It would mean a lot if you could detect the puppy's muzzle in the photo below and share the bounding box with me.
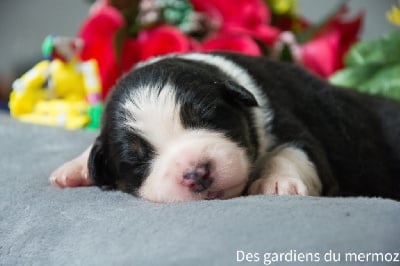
[182,163,213,192]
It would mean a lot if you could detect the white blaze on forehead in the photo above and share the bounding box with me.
[123,83,184,150]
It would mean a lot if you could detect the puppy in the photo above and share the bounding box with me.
[50,52,400,202]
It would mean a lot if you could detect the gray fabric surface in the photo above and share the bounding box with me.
[1,114,399,266]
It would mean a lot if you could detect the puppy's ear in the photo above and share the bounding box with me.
[223,80,258,107]
[88,137,116,189]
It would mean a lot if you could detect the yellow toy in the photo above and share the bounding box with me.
[9,35,102,130]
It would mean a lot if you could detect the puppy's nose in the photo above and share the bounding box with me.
[183,163,213,192]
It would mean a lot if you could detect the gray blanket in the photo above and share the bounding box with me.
[1,114,399,266]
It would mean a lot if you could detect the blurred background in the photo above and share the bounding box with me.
[0,0,397,112]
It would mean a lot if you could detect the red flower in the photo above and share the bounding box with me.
[137,25,192,61]
[298,5,364,77]
[201,33,261,56]
[299,30,340,78]
[77,0,363,99]
[78,5,194,98]
[320,5,364,70]
[191,0,280,46]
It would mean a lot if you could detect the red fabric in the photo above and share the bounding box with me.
[78,5,127,98]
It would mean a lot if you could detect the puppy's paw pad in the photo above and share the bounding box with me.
[49,159,92,188]
[249,176,308,196]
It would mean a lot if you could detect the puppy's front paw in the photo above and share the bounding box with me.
[50,157,92,188]
[248,176,308,196]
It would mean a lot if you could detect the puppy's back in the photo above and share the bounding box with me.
[219,52,400,199]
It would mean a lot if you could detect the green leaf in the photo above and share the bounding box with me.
[357,64,400,100]
[329,64,382,88]
[345,30,400,67]
[330,64,400,100]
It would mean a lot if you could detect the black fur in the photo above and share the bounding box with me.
[220,52,400,199]
[89,52,400,200]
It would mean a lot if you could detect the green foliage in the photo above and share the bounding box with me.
[158,0,194,32]
[330,30,400,100]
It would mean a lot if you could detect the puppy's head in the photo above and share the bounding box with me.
[88,56,260,202]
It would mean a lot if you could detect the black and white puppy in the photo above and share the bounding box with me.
[50,52,400,202]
